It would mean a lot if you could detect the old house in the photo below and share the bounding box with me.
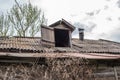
[0,19,120,80]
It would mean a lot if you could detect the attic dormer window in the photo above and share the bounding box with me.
[41,19,75,47]
[54,29,70,47]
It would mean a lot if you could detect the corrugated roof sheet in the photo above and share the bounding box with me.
[0,37,78,53]
[0,37,120,54]
[72,39,120,54]
[0,53,119,59]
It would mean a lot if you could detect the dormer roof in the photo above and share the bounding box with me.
[49,19,75,32]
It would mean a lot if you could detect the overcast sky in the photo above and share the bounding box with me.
[0,0,120,42]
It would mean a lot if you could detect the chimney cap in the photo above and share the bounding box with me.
[78,28,84,31]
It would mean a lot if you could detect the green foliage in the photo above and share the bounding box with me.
[8,0,46,37]
[0,14,12,36]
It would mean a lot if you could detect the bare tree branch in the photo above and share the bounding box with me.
[8,0,46,37]
[0,14,11,36]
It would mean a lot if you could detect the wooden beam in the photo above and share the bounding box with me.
[93,72,115,77]
[114,67,118,80]
[0,53,119,59]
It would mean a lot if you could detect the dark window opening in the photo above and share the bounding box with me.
[54,29,70,47]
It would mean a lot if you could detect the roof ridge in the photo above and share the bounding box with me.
[99,39,120,44]
[61,19,75,30]
[49,19,75,31]
[13,36,41,38]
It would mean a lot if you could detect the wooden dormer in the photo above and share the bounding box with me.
[49,19,75,32]
[41,19,75,47]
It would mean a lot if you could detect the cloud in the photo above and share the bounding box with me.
[108,27,120,42]
[104,5,109,10]
[118,17,120,20]
[106,17,112,21]
[106,0,111,1]
[73,22,96,32]
[0,0,27,13]
[86,10,101,16]
[0,0,119,42]
[72,21,97,38]
[95,27,120,42]
[70,14,77,17]
[117,0,120,8]
[86,12,94,16]
[0,0,14,12]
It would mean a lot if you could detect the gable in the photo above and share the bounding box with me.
[49,19,75,32]
[52,24,71,31]
[41,19,75,48]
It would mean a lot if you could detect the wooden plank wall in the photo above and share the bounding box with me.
[92,66,120,80]
[54,24,71,30]
[41,26,55,47]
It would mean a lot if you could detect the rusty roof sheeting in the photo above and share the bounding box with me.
[72,39,120,54]
[0,37,120,54]
[0,52,119,59]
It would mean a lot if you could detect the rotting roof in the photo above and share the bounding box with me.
[0,37,120,54]
[72,38,120,54]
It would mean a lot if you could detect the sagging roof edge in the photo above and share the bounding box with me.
[0,53,120,60]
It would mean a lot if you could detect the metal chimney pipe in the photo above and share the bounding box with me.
[78,28,84,41]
